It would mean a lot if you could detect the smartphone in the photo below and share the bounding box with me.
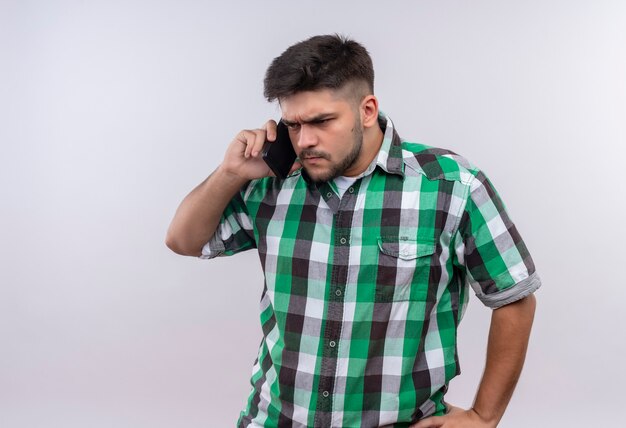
[262,120,297,179]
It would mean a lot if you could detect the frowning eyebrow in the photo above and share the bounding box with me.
[281,113,335,127]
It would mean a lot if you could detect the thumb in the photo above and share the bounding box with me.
[289,160,303,174]
[412,416,444,428]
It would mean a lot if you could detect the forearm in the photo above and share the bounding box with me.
[471,294,537,426]
[165,166,248,256]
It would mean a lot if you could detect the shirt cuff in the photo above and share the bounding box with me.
[199,233,225,259]
[476,272,542,309]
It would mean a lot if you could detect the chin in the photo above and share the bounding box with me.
[304,167,335,184]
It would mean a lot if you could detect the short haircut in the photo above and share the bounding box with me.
[263,34,374,102]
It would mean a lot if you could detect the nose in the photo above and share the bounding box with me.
[294,124,318,149]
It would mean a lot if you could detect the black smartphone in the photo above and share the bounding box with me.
[262,120,297,179]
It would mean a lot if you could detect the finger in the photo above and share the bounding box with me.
[413,416,444,428]
[237,130,254,159]
[250,129,267,158]
[264,119,278,142]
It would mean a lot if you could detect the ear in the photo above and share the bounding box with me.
[360,95,379,128]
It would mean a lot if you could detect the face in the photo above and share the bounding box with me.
[280,89,365,183]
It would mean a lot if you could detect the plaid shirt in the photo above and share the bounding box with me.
[202,114,541,427]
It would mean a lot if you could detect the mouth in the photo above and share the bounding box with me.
[301,156,326,165]
[300,151,329,163]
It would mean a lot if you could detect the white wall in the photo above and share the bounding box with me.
[1,1,624,426]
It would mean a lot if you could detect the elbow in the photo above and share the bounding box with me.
[165,235,181,254]
[165,230,203,257]
[164,232,184,255]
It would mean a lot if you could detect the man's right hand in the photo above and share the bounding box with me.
[220,120,271,180]
[220,119,302,181]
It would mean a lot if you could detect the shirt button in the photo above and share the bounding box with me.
[326,192,332,198]
[335,289,342,297]
[329,340,336,348]
[348,187,354,194]
[322,391,330,398]
[340,237,347,244]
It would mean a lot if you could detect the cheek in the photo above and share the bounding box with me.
[332,130,356,150]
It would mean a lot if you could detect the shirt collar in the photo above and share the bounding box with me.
[367,112,405,178]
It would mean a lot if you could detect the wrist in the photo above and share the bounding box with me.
[469,407,499,427]
[214,164,250,188]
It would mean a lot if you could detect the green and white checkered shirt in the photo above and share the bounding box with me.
[202,114,541,427]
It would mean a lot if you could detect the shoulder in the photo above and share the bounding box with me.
[243,170,306,202]
[401,141,480,184]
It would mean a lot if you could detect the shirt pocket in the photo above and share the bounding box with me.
[375,236,436,302]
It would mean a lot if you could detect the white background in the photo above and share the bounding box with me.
[1,1,625,427]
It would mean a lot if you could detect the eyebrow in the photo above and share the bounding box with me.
[281,113,335,127]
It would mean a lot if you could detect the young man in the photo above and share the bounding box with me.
[166,34,540,428]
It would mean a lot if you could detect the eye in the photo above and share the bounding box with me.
[311,118,332,128]
[285,122,301,131]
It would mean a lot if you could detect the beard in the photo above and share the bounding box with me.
[301,116,364,184]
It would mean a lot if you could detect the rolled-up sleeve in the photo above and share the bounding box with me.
[454,171,541,308]
[200,184,256,259]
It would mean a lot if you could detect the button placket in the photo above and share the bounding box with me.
[315,182,360,423]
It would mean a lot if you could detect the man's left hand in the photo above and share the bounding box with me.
[411,404,496,428]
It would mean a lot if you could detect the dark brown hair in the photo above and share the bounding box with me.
[263,34,374,102]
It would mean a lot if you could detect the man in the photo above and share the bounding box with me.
[166,34,540,428]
